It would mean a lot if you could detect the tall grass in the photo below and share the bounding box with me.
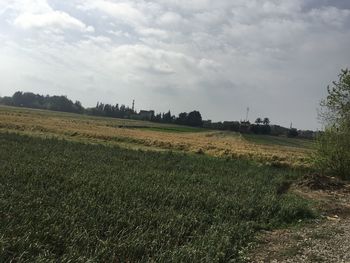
[0,133,313,262]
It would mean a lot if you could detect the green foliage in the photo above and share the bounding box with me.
[314,124,350,179]
[320,69,350,125]
[175,111,203,127]
[251,124,271,135]
[315,69,350,179]
[0,133,313,262]
[87,102,135,119]
[288,128,299,138]
[263,118,270,126]
[2,91,84,114]
[186,111,203,127]
[238,117,272,135]
[203,121,241,132]
[255,118,262,125]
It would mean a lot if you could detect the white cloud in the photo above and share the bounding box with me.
[9,0,94,32]
[137,27,168,39]
[14,11,94,32]
[80,0,147,26]
[157,12,183,26]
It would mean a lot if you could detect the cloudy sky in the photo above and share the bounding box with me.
[1,0,350,129]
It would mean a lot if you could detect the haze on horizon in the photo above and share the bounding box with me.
[1,0,350,130]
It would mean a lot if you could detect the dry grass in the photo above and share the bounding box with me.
[0,106,312,168]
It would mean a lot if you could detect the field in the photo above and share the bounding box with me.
[0,132,313,262]
[0,106,313,168]
[0,106,317,262]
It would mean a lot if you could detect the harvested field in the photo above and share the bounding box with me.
[0,106,313,168]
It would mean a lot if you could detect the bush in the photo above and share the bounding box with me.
[314,124,350,180]
[287,128,298,138]
[315,69,350,180]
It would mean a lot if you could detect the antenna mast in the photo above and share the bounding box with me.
[245,107,250,122]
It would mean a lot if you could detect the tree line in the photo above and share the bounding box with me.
[151,110,203,127]
[0,91,309,136]
[0,91,84,114]
[87,102,136,119]
[0,91,204,127]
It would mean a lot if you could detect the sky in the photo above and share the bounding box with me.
[1,0,350,130]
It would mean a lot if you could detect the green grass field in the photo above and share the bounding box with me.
[0,132,314,262]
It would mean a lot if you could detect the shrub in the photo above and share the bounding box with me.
[315,69,350,179]
[314,123,350,179]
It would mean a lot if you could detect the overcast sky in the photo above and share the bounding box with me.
[1,0,350,129]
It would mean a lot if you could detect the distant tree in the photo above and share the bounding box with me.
[120,104,126,112]
[0,96,13,105]
[12,91,25,106]
[222,121,240,131]
[163,110,173,123]
[74,101,84,114]
[186,111,203,127]
[261,125,271,135]
[104,104,113,116]
[250,124,260,134]
[288,128,298,138]
[208,121,224,130]
[176,112,188,125]
[263,117,270,126]
[6,91,83,113]
[153,113,162,122]
[255,117,262,125]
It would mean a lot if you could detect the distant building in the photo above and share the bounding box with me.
[139,110,155,120]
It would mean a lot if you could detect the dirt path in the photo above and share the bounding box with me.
[248,175,350,263]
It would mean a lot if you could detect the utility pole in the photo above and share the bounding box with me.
[245,107,250,122]
[132,99,135,112]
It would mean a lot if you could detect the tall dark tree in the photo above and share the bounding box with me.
[176,112,188,125]
[163,110,173,123]
[263,117,270,126]
[186,111,203,127]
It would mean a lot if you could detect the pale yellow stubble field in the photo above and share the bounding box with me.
[0,106,312,168]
